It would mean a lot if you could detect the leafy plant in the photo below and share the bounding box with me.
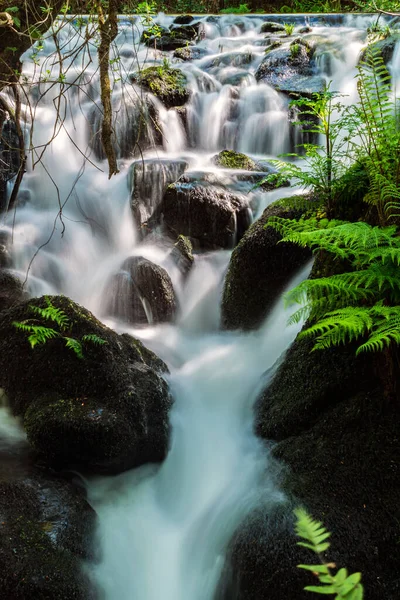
[294,508,364,599]
[259,84,353,216]
[284,22,295,35]
[268,217,400,354]
[220,4,250,14]
[13,297,106,359]
[347,46,400,226]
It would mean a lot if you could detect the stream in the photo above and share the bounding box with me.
[1,11,398,599]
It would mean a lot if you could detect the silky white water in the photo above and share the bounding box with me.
[0,11,396,599]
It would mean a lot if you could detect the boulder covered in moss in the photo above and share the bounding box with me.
[220,336,400,600]
[142,24,200,51]
[221,200,311,331]
[213,150,257,171]
[0,465,96,600]
[0,295,172,474]
[150,178,251,250]
[106,256,177,325]
[173,45,209,61]
[138,66,189,108]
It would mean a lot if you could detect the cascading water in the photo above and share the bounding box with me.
[0,10,396,600]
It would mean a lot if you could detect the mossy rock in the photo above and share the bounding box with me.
[221,199,311,331]
[171,234,194,278]
[0,469,96,599]
[213,150,257,171]
[260,21,286,34]
[221,336,400,599]
[138,66,189,108]
[0,295,172,474]
[0,270,27,314]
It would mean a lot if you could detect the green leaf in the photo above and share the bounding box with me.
[298,564,330,574]
[304,585,337,593]
[5,6,19,12]
[64,337,83,359]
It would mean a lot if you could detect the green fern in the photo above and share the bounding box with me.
[82,334,107,346]
[294,508,364,599]
[13,297,107,359]
[268,217,400,354]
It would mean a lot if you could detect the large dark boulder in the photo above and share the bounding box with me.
[106,256,177,325]
[150,178,252,250]
[0,466,96,600]
[129,158,188,230]
[221,201,311,331]
[220,337,400,600]
[0,109,20,213]
[0,295,173,474]
[142,24,200,51]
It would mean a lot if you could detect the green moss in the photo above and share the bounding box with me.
[214,150,256,171]
[175,234,194,262]
[138,66,189,108]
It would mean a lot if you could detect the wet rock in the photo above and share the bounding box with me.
[255,42,324,97]
[0,110,20,213]
[360,34,400,66]
[0,469,96,600]
[150,178,251,250]
[221,337,400,600]
[260,21,285,34]
[138,66,189,108]
[0,270,27,314]
[88,94,161,160]
[221,200,311,331]
[171,234,194,278]
[106,256,177,325]
[173,45,209,61]
[0,295,172,474]
[204,51,254,70]
[0,228,11,268]
[129,158,188,230]
[173,14,193,25]
[142,24,200,51]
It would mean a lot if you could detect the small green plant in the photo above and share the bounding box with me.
[294,508,364,599]
[290,43,300,58]
[284,22,295,35]
[13,297,106,359]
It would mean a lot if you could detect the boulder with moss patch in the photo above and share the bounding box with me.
[150,178,251,250]
[138,66,189,108]
[0,295,172,474]
[0,464,96,600]
[221,199,311,330]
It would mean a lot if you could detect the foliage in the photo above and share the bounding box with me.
[294,508,364,599]
[284,22,295,35]
[259,85,353,216]
[268,217,400,354]
[220,3,250,13]
[13,297,106,359]
[347,46,400,226]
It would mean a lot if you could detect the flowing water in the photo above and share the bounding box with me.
[0,11,396,599]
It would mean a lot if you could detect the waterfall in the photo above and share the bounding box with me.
[0,11,395,600]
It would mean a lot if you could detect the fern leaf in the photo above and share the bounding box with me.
[81,334,107,346]
[30,297,70,331]
[64,337,83,359]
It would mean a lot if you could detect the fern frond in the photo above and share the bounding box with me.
[64,337,83,359]
[30,297,70,331]
[82,334,107,346]
[13,321,60,349]
[300,306,373,350]
[294,508,331,554]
